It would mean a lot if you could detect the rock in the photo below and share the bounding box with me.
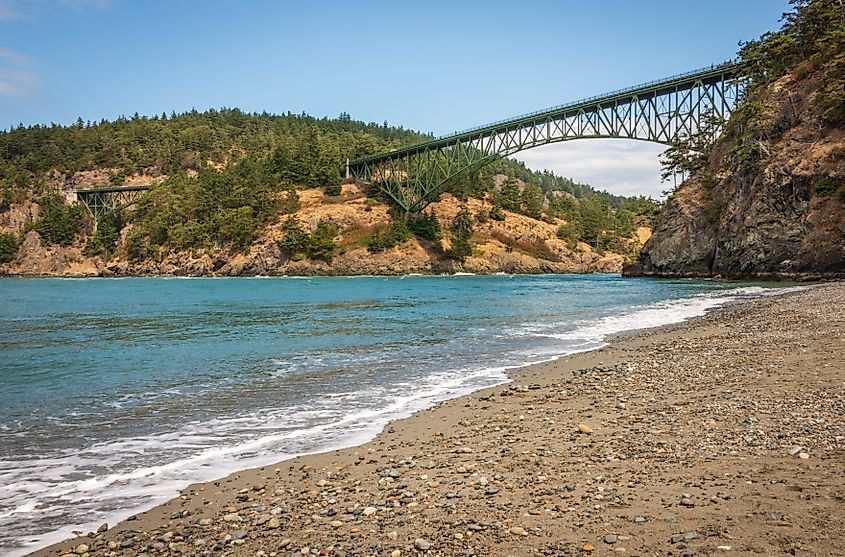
[578,423,594,434]
[97,523,108,533]
[680,497,695,507]
[634,516,647,524]
[604,534,617,544]
[74,544,90,555]
[267,517,281,529]
[391,551,401,557]
[509,527,526,536]
[198,518,213,526]
[798,452,810,459]
[363,506,377,516]
[414,538,431,551]
[683,550,695,557]
[223,513,241,522]
[788,445,802,456]
[671,534,686,544]
[484,487,499,495]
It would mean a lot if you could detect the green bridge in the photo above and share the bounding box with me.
[74,186,150,219]
[76,62,744,218]
[350,62,744,213]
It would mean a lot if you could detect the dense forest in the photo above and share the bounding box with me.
[0,107,660,265]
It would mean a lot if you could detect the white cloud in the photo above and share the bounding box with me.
[511,139,672,199]
[0,47,39,97]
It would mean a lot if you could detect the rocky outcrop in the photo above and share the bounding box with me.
[625,71,845,280]
[1,186,639,277]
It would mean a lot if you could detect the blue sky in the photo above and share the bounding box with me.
[1,0,790,196]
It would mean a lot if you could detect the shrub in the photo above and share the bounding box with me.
[283,188,300,214]
[32,194,86,246]
[83,213,122,257]
[814,177,840,196]
[475,210,489,224]
[446,206,473,260]
[408,210,442,242]
[0,232,19,263]
[0,187,12,213]
[218,206,257,248]
[324,182,342,197]
[489,204,505,221]
[278,217,309,257]
[365,219,409,252]
[124,230,147,262]
[556,221,581,245]
[307,219,338,261]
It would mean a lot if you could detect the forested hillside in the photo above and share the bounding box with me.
[0,109,660,275]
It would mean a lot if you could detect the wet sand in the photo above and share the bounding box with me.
[32,283,845,557]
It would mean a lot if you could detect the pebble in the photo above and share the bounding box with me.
[578,423,594,434]
[604,534,617,544]
[267,517,281,529]
[362,506,377,516]
[634,516,647,524]
[798,452,810,459]
[509,527,527,536]
[413,538,431,551]
[74,544,89,555]
[680,497,695,507]
[788,445,802,456]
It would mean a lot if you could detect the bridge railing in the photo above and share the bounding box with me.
[434,60,740,141]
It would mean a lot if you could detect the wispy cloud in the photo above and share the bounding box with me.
[0,47,40,98]
[512,139,670,199]
[0,0,110,21]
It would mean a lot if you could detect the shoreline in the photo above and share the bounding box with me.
[27,283,845,557]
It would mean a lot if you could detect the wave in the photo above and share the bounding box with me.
[0,280,800,557]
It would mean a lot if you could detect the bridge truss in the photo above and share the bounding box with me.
[75,186,150,219]
[349,63,745,212]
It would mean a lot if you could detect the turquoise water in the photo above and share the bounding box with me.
[0,275,792,555]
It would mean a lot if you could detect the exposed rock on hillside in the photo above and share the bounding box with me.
[625,70,845,279]
[1,184,640,277]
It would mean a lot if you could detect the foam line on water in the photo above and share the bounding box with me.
[1,282,802,557]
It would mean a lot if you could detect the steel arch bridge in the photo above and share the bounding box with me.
[349,62,745,213]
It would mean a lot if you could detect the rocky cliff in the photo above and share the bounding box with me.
[625,68,845,280]
[1,183,643,277]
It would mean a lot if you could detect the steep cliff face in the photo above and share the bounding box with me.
[625,69,845,279]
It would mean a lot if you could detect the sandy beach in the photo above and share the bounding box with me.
[32,282,845,557]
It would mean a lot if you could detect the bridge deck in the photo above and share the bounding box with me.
[75,185,152,194]
[351,61,741,168]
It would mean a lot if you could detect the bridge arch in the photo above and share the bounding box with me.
[349,63,745,212]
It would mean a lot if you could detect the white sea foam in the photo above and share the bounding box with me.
[1,282,803,557]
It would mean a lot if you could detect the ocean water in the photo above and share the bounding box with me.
[0,274,795,555]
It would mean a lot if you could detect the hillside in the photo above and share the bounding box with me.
[0,111,658,277]
[625,0,845,279]
[0,180,650,276]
